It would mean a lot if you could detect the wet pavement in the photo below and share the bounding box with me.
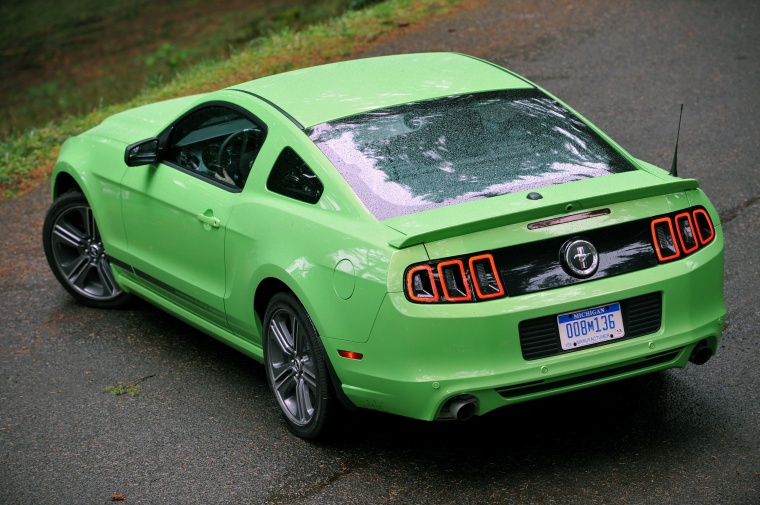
[1,0,758,503]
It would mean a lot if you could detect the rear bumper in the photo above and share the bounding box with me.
[323,235,725,421]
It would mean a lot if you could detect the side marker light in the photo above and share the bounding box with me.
[338,350,363,360]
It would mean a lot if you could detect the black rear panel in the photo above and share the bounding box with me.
[518,292,663,360]
[495,218,657,296]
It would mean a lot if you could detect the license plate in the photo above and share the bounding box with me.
[557,302,625,350]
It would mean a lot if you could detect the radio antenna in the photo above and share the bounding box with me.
[669,104,683,177]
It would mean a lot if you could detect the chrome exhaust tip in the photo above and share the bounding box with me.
[436,394,478,421]
[689,340,713,365]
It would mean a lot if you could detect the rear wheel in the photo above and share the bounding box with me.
[263,293,332,439]
[42,192,131,309]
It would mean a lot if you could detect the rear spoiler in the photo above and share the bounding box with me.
[386,178,699,249]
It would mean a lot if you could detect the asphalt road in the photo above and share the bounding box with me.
[1,0,758,503]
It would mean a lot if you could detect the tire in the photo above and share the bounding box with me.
[263,293,332,439]
[42,191,132,309]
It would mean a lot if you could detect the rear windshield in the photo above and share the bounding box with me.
[307,89,636,220]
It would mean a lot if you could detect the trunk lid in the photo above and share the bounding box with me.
[383,170,698,249]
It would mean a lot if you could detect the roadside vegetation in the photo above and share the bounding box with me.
[0,0,386,138]
[0,0,464,198]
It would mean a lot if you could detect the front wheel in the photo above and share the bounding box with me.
[42,191,131,309]
[263,293,332,439]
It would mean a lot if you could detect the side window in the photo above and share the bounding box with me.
[267,148,324,204]
[166,105,266,189]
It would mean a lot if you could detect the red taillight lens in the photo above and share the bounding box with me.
[469,254,505,299]
[651,217,681,261]
[437,260,472,301]
[675,212,699,254]
[406,265,439,302]
[650,207,716,263]
[692,208,715,244]
[338,350,363,360]
[405,252,504,303]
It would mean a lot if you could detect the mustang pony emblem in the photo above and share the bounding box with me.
[574,246,591,269]
[563,239,599,277]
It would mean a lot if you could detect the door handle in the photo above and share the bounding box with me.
[196,213,220,228]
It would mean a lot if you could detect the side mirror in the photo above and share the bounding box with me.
[125,138,159,166]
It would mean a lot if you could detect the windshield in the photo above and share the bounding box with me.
[308,89,637,220]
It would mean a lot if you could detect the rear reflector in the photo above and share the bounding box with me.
[338,350,363,360]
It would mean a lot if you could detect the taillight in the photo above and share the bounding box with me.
[651,217,680,261]
[674,212,698,254]
[405,252,505,303]
[651,207,715,263]
[692,208,715,244]
[406,265,439,302]
[437,260,472,302]
[469,254,505,299]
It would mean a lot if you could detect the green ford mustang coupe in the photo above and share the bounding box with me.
[43,53,725,439]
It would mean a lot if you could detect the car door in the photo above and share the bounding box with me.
[120,103,266,327]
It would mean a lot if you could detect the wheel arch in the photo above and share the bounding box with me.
[52,169,83,200]
[42,190,132,308]
[250,268,328,337]
[253,275,357,412]
[253,277,294,325]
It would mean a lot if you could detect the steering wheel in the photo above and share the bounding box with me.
[216,130,249,185]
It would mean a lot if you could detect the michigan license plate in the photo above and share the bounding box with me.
[557,302,625,350]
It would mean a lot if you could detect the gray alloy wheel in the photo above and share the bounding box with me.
[42,191,131,309]
[263,292,332,439]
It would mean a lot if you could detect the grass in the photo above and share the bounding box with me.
[0,0,466,199]
[103,382,143,398]
[0,0,381,138]
[103,374,156,397]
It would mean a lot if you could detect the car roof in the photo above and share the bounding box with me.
[228,52,534,128]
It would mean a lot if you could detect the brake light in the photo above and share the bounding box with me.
[437,260,472,301]
[469,254,505,299]
[651,217,681,261]
[692,208,715,244]
[406,265,439,302]
[650,207,715,263]
[405,253,504,303]
[674,212,698,254]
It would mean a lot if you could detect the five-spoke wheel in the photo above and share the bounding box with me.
[42,192,131,308]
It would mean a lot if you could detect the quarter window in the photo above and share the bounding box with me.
[166,105,266,189]
[267,148,324,204]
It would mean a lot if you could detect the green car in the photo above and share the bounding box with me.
[43,53,725,439]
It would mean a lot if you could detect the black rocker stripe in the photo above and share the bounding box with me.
[107,255,225,320]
